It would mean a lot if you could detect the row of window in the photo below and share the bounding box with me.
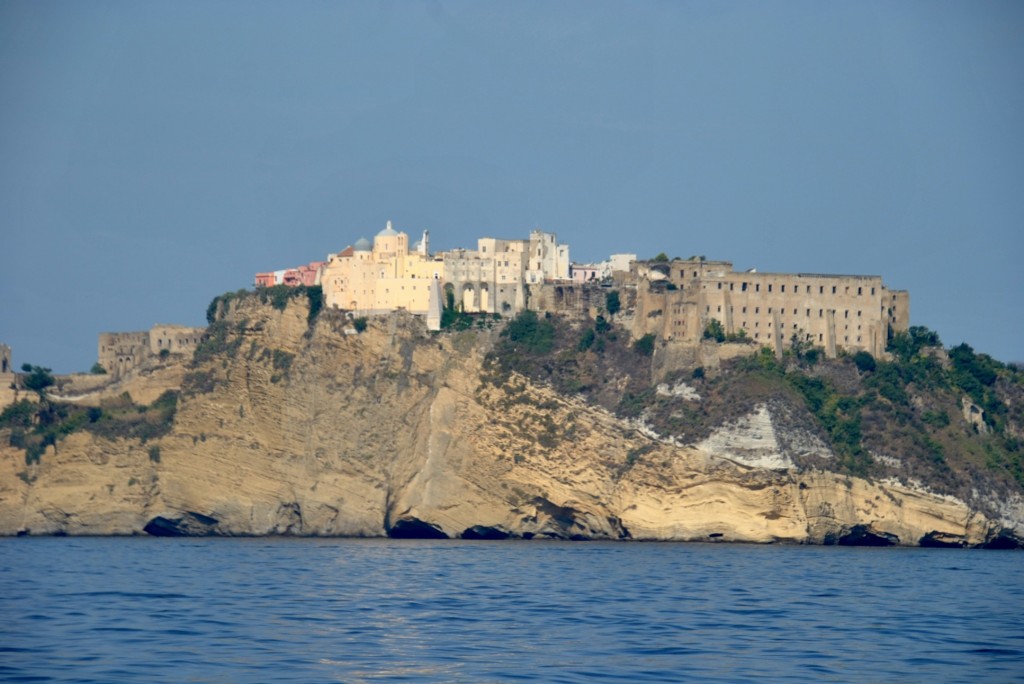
[714,282,876,296]
[708,305,863,318]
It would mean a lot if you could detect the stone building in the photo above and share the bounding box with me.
[442,230,571,315]
[98,325,205,379]
[0,343,10,374]
[629,258,909,358]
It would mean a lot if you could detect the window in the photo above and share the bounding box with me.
[768,307,773,314]
[717,282,722,290]
[832,286,837,294]
[742,306,747,314]
[755,306,760,314]
[819,286,824,294]
[819,309,823,317]
[857,287,862,295]
[756,284,760,292]
[844,310,849,318]
[871,287,875,295]
[742,282,748,291]
[717,305,721,313]
[806,285,811,293]
[819,333,823,342]
[781,284,786,292]
[729,283,734,291]
[768,284,773,292]
[806,309,810,317]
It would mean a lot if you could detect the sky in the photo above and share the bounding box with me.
[1,0,1022,373]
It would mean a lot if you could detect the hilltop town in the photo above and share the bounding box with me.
[82,221,908,380]
[3,220,1023,545]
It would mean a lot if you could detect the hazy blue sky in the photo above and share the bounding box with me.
[1,1,1021,373]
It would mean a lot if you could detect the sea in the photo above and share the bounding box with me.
[1,538,1021,683]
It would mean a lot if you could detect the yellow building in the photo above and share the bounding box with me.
[321,222,445,324]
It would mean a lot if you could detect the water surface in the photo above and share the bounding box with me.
[2,538,1021,682]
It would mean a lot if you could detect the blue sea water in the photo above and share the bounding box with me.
[1,539,1022,683]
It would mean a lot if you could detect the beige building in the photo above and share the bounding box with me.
[322,223,571,321]
[443,230,571,314]
[631,258,909,358]
[321,222,445,323]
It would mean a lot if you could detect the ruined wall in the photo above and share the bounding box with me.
[98,325,204,379]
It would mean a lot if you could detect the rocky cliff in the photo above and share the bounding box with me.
[2,295,1021,547]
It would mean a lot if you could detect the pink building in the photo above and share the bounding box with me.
[254,261,325,288]
[571,264,602,283]
[254,272,278,287]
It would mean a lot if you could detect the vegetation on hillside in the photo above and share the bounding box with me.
[484,313,1024,506]
[206,285,324,327]
[1,386,178,468]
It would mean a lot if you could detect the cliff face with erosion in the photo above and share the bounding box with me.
[1,298,1019,547]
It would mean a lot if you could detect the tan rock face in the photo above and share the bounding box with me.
[0,299,1016,546]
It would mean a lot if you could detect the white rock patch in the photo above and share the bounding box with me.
[697,404,793,470]
[655,381,701,401]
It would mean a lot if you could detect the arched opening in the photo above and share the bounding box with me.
[479,284,490,312]
[461,283,477,313]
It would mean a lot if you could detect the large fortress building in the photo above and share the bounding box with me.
[626,258,908,358]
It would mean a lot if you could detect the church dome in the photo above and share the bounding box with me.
[354,237,371,251]
[376,220,398,238]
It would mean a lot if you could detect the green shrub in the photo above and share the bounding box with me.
[0,400,36,429]
[353,317,368,333]
[90,363,107,375]
[605,291,621,316]
[306,285,323,324]
[703,319,725,343]
[853,351,876,373]
[922,410,951,428]
[502,310,555,356]
[578,328,596,352]
[633,333,656,357]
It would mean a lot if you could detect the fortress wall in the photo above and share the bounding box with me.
[148,325,204,356]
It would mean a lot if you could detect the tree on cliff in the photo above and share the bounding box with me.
[20,364,54,399]
[605,290,621,317]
